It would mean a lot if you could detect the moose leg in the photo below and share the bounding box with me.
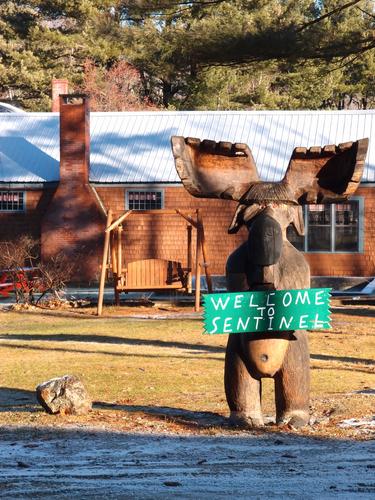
[225,334,264,427]
[274,331,310,428]
[225,244,264,427]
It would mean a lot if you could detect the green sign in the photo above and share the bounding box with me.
[203,288,331,335]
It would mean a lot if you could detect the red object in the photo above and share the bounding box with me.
[0,271,14,297]
[0,268,41,298]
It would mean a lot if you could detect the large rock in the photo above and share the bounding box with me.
[36,375,92,415]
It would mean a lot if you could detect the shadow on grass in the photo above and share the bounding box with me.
[310,365,375,374]
[0,307,202,321]
[0,333,224,353]
[0,387,39,413]
[311,354,374,366]
[332,307,375,318]
[0,342,224,361]
[94,401,228,429]
[2,334,373,368]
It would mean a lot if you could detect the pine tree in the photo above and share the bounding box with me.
[0,1,122,110]
[0,1,373,110]
[118,0,374,109]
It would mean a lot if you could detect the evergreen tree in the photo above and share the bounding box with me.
[0,1,122,109]
[0,1,373,110]
[118,0,374,109]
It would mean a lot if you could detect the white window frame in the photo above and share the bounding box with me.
[288,197,364,253]
[0,190,26,212]
[125,188,164,210]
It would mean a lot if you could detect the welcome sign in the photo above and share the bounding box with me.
[203,288,331,335]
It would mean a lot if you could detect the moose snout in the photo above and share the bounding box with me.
[225,211,284,292]
[250,266,277,291]
[247,212,283,289]
[247,212,283,265]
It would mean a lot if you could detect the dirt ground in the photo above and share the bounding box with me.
[0,299,374,498]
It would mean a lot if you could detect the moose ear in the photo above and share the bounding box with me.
[171,136,260,201]
[282,138,369,204]
[290,206,305,236]
[228,203,264,234]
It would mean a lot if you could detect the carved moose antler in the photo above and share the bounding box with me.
[171,135,368,207]
[171,137,259,201]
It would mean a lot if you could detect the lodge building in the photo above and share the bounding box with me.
[0,95,374,288]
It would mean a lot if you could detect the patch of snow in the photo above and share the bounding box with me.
[338,417,375,428]
[0,426,374,498]
[353,388,375,395]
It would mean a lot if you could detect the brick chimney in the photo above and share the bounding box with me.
[41,95,105,282]
[51,79,69,112]
[59,94,90,183]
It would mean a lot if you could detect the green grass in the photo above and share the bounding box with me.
[0,312,226,410]
[0,306,374,433]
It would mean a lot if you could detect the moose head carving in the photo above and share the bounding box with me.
[171,136,368,428]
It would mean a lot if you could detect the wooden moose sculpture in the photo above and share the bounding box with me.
[171,135,368,428]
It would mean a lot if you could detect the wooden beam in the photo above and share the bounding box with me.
[110,230,119,306]
[198,211,213,294]
[106,210,133,233]
[175,209,199,229]
[195,210,202,312]
[113,225,122,306]
[117,283,183,291]
[110,231,117,276]
[114,209,183,217]
[117,224,123,284]
[97,210,113,316]
[88,184,108,220]
[187,224,193,294]
[106,208,190,234]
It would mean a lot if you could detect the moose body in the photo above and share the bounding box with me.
[171,135,368,428]
[225,206,311,427]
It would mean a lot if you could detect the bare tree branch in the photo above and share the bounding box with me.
[296,0,366,33]
[356,5,375,19]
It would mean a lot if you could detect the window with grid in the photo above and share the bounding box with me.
[0,191,25,212]
[126,190,163,210]
[287,199,363,253]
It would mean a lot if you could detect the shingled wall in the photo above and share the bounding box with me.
[1,183,373,281]
[96,185,375,278]
[0,188,55,243]
[96,186,247,277]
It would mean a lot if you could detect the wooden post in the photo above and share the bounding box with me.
[176,209,198,228]
[97,210,113,316]
[111,231,117,276]
[117,225,123,276]
[116,224,123,305]
[194,210,202,312]
[111,230,120,306]
[198,212,213,294]
[187,224,193,294]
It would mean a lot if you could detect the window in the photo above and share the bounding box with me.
[287,199,363,253]
[307,204,331,252]
[0,191,25,212]
[126,189,163,210]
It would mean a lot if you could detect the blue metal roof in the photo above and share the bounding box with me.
[0,113,59,182]
[0,110,374,184]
